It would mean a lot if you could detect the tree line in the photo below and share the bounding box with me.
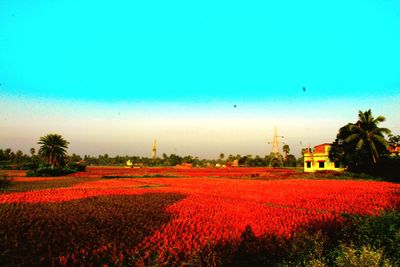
[1,146,301,169]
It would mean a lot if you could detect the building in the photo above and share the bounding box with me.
[304,143,345,172]
[388,145,400,157]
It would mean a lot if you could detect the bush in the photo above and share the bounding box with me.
[0,173,12,188]
[66,162,87,172]
[0,164,16,170]
[339,211,400,263]
[19,161,40,171]
[26,167,76,177]
[335,244,392,267]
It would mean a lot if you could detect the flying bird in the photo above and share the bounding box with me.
[233,104,237,108]
[302,87,306,92]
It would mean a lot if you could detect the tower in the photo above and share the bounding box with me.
[152,139,157,160]
[269,126,284,167]
[271,126,280,154]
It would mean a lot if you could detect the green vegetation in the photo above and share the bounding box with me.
[247,211,400,266]
[23,134,86,177]
[186,211,400,266]
[38,134,70,168]
[330,109,400,181]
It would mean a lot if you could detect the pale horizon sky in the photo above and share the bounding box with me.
[1,0,399,158]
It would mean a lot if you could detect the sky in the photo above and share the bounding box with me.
[0,0,399,158]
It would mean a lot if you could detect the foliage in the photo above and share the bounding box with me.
[284,154,297,167]
[26,166,76,177]
[66,162,87,172]
[38,134,69,168]
[330,109,391,174]
[0,148,32,169]
[388,134,400,148]
[334,244,392,267]
[20,161,40,171]
[282,144,290,160]
[338,211,400,263]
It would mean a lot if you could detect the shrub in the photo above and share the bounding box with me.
[19,161,40,171]
[335,244,392,267]
[26,167,76,177]
[66,162,87,172]
[339,211,400,263]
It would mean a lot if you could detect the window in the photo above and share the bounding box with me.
[334,161,340,168]
[319,161,325,168]
[306,162,311,168]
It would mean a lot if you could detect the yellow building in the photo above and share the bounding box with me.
[304,143,345,172]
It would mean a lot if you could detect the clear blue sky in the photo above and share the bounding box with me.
[1,0,399,157]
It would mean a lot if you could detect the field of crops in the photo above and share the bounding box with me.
[1,167,399,266]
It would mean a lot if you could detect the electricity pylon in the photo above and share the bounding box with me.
[268,127,284,167]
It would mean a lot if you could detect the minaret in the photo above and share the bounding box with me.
[152,139,157,160]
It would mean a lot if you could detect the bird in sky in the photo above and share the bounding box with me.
[303,87,306,92]
[233,104,237,108]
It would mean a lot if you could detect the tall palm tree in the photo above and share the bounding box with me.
[345,110,391,164]
[38,134,69,168]
[282,144,290,160]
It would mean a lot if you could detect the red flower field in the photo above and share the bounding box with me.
[0,167,399,266]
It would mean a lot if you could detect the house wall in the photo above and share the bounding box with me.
[303,144,345,172]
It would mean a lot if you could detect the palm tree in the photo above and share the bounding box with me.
[282,144,290,160]
[38,134,69,168]
[345,110,391,164]
[219,153,225,164]
[30,147,35,157]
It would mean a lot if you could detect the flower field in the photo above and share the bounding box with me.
[0,167,399,266]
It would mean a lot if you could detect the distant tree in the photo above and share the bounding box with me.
[238,155,248,166]
[30,148,35,157]
[388,134,400,148]
[285,154,297,167]
[4,148,12,161]
[244,155,254,166]
[282,144,290,160]
[169,154,183,166]
[70,153,82,162]
[38,134,69,168]
[182,155,194,163]
[219,153,225,163]
[14,150,24,164]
